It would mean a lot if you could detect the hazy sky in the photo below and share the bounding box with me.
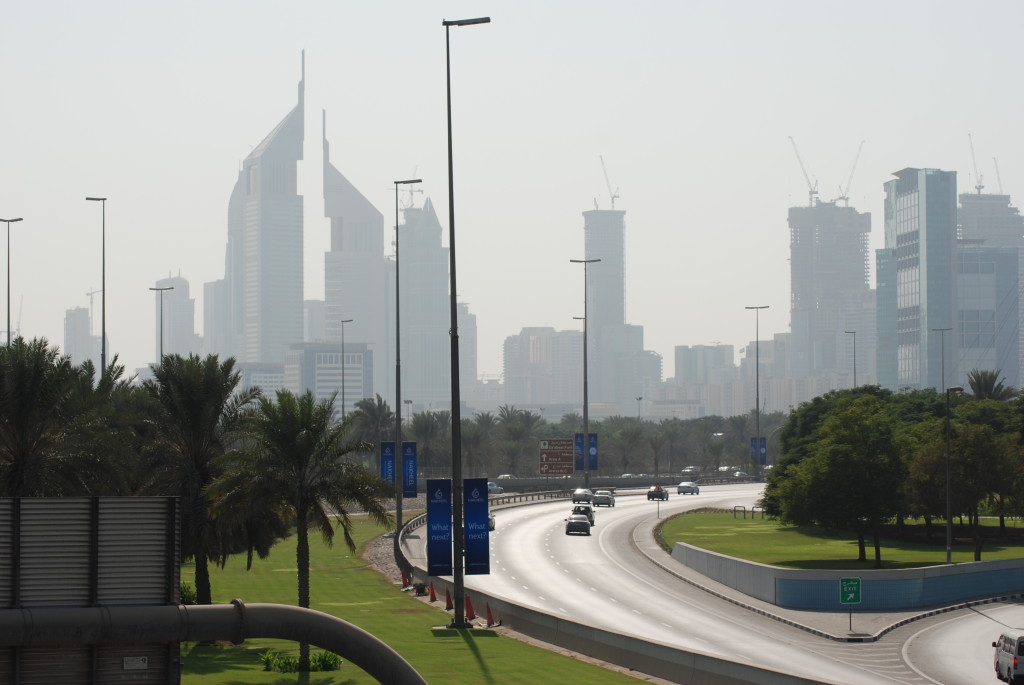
[4,1,1024,380]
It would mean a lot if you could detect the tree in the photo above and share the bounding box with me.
[351,394,394,468]
[141,353,259,605]
[967,369,1018,402]
[216,389,392,671]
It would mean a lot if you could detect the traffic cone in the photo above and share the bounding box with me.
[485,602,500,627]
[401,569,408,587]
[429,582,437,602]
[445,588,453,611]
[466,594,476,620]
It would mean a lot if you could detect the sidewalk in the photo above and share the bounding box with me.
[631,514,1007,642]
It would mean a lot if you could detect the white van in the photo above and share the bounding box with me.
[992,630,1024,683]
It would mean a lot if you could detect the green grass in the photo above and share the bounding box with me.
[658,508,1024,569]
[181,515,644,684]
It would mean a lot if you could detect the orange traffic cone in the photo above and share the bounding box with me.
[466,594,477,620]
[445,588,453,611]
[429,582,437,602]
[485,602,499,627]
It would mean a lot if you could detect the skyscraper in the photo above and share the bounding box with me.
[788,201,872,381]
[876,168,958,391]
[152,275,197,362]
[207,55,305,365]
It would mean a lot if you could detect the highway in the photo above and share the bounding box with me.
[428,483,1015,684]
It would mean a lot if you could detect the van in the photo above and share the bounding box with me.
[993,629,1024,683]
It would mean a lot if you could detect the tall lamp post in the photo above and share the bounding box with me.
[443,15,489,630]
[845,330,857,388]
[636,396,643,419]
[86,197,107,375]
[149,286,174,361]
[340,318,353,418]
[944,385,963,564]
[1,217,23,346]
[746,305,769,470]
[571,258,600,489]
[393,178,421,576]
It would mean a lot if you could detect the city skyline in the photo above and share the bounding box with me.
[5,1,1024,381]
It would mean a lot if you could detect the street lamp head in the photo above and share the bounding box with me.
[341,318,353,324]
[443,17,490,26]
[85,197,106,202]
[0,218,22,223]
[570,258,602,264]
[745,305,769,310]
[395,179,422,185]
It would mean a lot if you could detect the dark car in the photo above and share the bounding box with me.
[572,488,593,503]
[677,481,700,495]
[647,485,669,501]
[565,514,592,535]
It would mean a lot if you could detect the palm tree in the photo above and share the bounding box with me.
[216,389,392,671]
[967,369,1018,401]
[351,394,394,467]
[141,353,259,605]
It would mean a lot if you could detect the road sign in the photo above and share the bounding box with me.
[539,439,574,475]
[840,577,861,604]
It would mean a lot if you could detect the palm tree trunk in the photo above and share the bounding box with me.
[195,551,212,605]
[296,510,310,672]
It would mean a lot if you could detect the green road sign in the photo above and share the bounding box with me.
[840,577,861,604]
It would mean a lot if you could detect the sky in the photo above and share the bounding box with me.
[4,1,1024,380]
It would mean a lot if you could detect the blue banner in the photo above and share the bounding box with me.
[426,479,452,576]
[463,478,490,575]
[759,437,767,465]
[402,442,417,498]
[575,433,599,471]
[380,442,395,483]
[750,437,757,464]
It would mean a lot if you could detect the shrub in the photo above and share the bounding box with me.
[260,649,342,672]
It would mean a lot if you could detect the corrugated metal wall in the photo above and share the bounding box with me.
[0,497,181,683]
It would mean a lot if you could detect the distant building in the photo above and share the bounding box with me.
[152,275,198,362]
[207,56,305,365]
[502,327,582,407]
[63,306,98,370]
[284,342,373,412]
[674,344,736,385]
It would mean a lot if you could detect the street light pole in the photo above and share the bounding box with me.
[86,197,107,376]
[1,217,23,346]
[571,258,600,490]
[340,318,353,419]
[845,330,857,388]
[944,385,962,564]
[636,396,643,419]
[443,15,490,630]
[393,178,421,578]
[149,286,174,361]
[746,306,769,470]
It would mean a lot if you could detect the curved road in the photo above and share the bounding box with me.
[423,483,1011,684]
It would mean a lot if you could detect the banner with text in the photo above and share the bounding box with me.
[463,478,490,575]
[402,441,418,498]
[380,442,396,483]
[426,479,452,576]
[574,433,599,471]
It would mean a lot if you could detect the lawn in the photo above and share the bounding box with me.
[658,508,1024,570]
[181,515,644,684]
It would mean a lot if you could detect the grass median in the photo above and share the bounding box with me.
[181,514,645,685]
[658,508,1024,569]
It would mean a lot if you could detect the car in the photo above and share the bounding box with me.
[488,511,496,531]
[647,485,669,501]
[993,629,1024,683]
[496,474,517,479]
[571,488,593,503]
[681,466,699,475]
[591,489,615,507]
[734,471,748,478]
[564,513,592,535]
[677,481,700,495]
[570,503,595,525]
[487,481,504,495]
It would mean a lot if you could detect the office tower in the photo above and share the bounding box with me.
[503,327,583,407]
[788,201,872,379]
[399,199,451,407]
[152,275,197,362]
[210,55,305,365]
[322,113,388,401]
[304,300,326,342]
[675,344,737,385]
[284,342,373,410]
[582,208,645,413]
[958,192,1024,387]
[876,168,958,391]
[64,306,97,370]
[458,302,478,390]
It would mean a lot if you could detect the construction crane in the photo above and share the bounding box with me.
[994,157,1005,195]
[401,165,423,209]
[834,140,866,206]
[788,136,818,206]
[599,155,619,210]
[968,134,984,194]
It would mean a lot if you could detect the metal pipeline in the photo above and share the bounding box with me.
[0,600,427,685]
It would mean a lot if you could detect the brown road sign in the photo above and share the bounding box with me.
[539,439,574,474]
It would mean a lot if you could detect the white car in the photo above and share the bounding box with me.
[677,481,700,495]
[591,490,615,507]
